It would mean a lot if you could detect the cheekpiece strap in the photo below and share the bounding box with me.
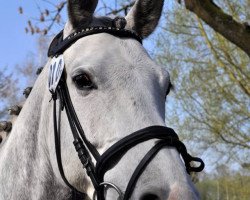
[48,26,142,57]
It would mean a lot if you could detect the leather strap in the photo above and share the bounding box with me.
[96,126,180,181]
[48,27,142,57]
[59,78,100,160]
[95,126,205,199]
[52,77,100,199]
[57,79,100,189]
[123,141,170,200]
[53,93,87,199]
[123,140,204,199]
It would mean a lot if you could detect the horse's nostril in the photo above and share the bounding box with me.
[140,193,160,200]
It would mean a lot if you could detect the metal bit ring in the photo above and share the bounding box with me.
[93,182,124,200]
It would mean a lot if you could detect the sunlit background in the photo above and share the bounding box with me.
[0,0,249,199]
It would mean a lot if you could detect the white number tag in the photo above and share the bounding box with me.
[48,55,64,94]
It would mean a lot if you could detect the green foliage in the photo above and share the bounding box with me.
[197,174,250,200]
[157,0,250,168]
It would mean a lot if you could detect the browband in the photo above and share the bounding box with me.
[48,26,142,57]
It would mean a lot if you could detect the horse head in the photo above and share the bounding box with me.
[0,0,203,199]
[45,0,201,199]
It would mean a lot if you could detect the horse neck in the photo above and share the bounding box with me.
[0,62,70,200]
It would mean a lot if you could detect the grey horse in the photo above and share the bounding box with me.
[0,0,200,199]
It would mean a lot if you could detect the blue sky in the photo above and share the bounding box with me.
[0,1,158,73]
[0,1,38,70]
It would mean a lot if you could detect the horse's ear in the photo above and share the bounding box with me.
[67,0,99,28]
[125,0,164,38]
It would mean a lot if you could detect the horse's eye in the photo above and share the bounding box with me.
[73,73,95,90]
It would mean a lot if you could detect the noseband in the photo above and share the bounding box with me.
[48,25,205,200]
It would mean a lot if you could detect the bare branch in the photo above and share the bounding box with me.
[106,1,134,15]
[180,0,250,57]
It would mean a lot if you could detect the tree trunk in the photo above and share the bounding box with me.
[182,0,250,58]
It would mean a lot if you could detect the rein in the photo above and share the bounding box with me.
[48,25,205,200]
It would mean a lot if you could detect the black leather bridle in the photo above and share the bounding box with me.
[48,26,205,200]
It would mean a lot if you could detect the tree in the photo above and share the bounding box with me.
[157,0,249,168]
[179,0,250,57]
[196,170,250,199]
[19,0,133,35]
[0,70,19,120]
[20,0,250,59]
[0,35,49,120]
